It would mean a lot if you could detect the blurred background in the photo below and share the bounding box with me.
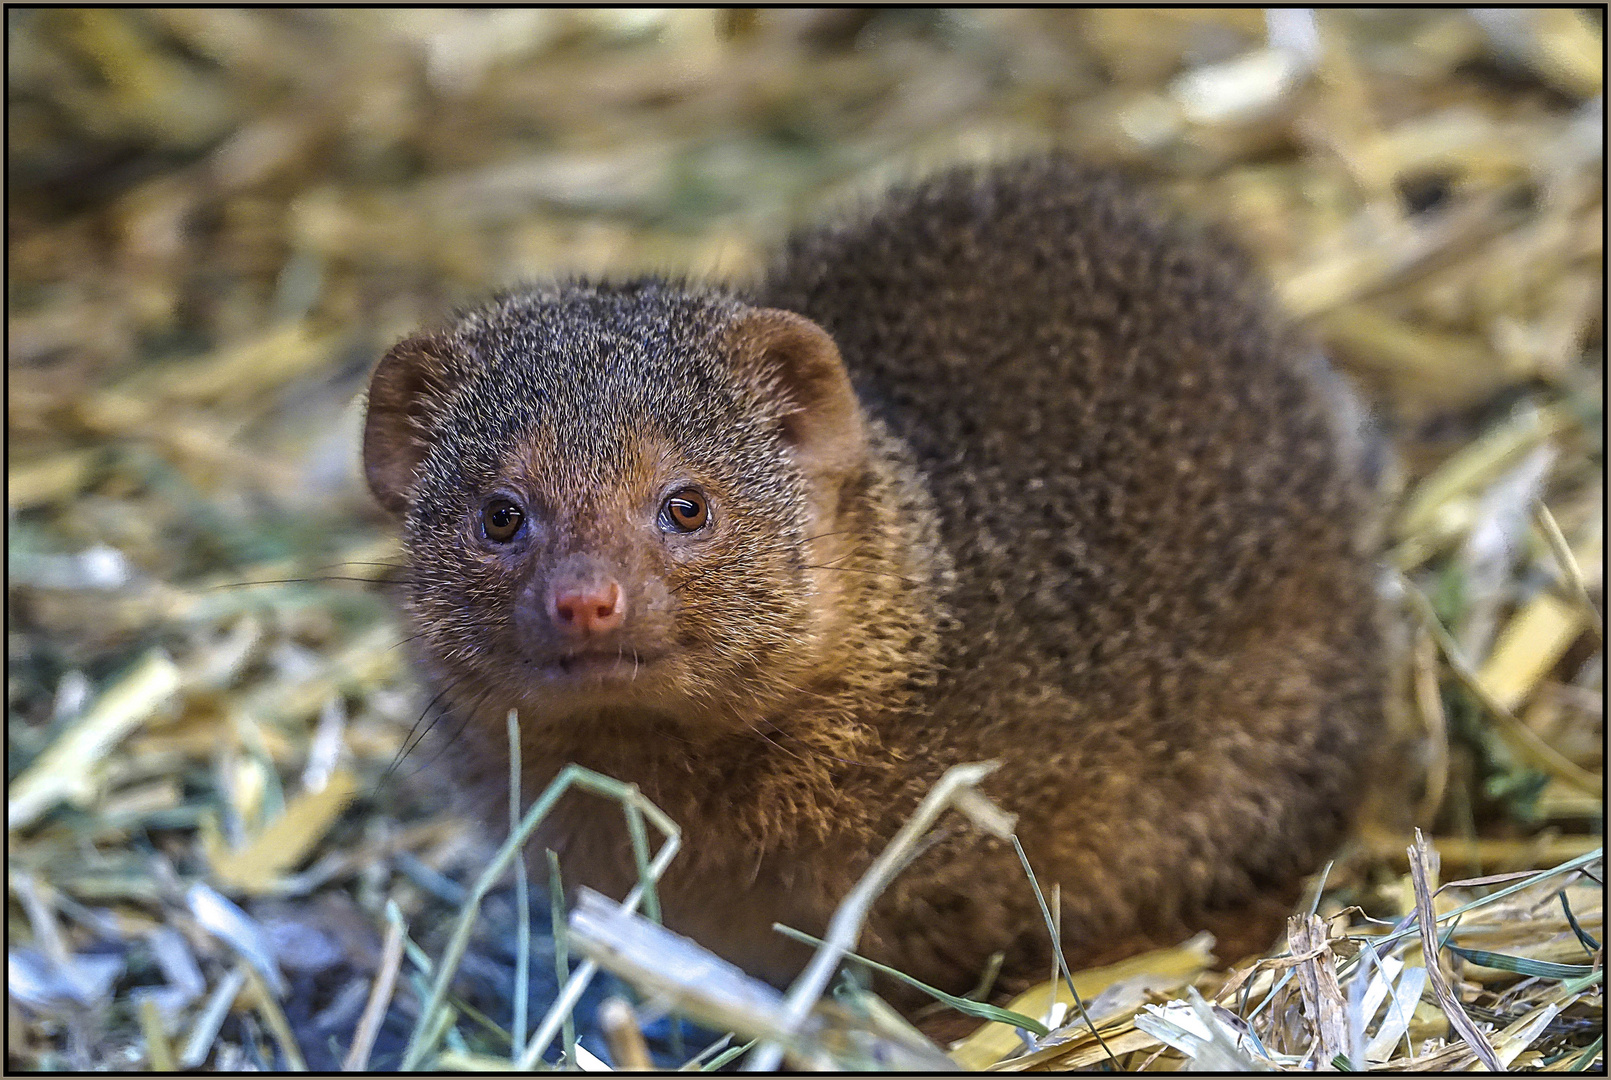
[7,9,1602,1071]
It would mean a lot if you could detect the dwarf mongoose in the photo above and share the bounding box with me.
[363,158,1386,1007]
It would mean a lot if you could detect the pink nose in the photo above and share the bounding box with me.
[550,580,624,635]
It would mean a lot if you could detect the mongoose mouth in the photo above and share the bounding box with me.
[540,650,664,681]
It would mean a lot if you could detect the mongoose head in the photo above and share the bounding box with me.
[363,281,867,735]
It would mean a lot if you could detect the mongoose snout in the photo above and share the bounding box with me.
[544,555,627,638]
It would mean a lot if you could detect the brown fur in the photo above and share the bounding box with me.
[362,159,1387,1009]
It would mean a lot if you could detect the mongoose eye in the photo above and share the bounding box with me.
[659,488,710,534]
[481,498,525,543]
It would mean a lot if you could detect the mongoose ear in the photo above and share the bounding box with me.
[728,308,866,483]
[362,333,463,516]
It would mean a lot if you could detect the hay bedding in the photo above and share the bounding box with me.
[6,10,1601,1070]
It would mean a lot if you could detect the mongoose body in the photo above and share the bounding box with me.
[363,159,1385,1005]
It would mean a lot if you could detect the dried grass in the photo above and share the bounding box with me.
[7,9,1601,1071]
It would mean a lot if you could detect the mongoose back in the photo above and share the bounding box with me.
[363,158,1386,1007]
